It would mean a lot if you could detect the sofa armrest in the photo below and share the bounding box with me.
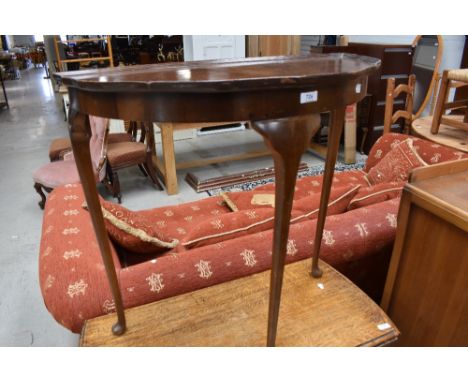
[38,184,122,333]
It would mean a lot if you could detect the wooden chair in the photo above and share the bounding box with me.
[431,68,468,134]
[33,116,109,209]
[383,74,416,134]
[104,121,162,203]
[49,120,141,161]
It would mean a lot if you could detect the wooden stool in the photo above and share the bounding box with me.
[431,69,468,134]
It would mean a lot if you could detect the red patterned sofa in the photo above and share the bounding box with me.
[38,133,467,333]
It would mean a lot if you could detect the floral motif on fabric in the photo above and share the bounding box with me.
[42,246,52,258]
[176,227,187,235]
[102,299,116,313]
[63,209,79,216]
[195,260,213,279]
[323,230,335,246]
[67,279,88,298]
[245,210,258,219]
[146,273,165,293]
[287,239,298,256]
[45,274,55,289]
[355,223,369,237]
[62,227,80,235]
[430,153,442,163]
[386,213,397,227]
[240,249,257,267]
[210,219,224,230]
[63,249,82,260]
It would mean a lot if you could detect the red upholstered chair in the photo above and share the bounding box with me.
[33,116,109,209]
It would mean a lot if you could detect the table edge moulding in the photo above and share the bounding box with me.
[54,53,381,346]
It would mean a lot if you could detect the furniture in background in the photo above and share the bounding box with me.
[412,116,468,153]
[54,36,114,72]
[383,75,416,135]
[381,158,468,346]
[247,35,301,57]
[311,43,414,153]
[312,36,443,153]
[154,121,268,195]
[33,116,108,209]
[54,54,378,346]
[309,103,358,164]
[38,131,467,336]
[105,121,163,203]
[81,259,398,346]
[0,71,8,109]
[431,69,468,134]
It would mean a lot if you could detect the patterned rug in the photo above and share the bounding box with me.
[207,155,367,196]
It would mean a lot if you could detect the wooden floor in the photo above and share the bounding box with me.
[81,260,398,346]
[412,115,468,153]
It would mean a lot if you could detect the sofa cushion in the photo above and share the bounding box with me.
[292,184,361,218]
[253,169,370,199]
[348,181,404,210]
[365,133,468,172]
[181,208,307,249]
[366,139,426,185]
[86,199,179,254]
[183,184,360,249]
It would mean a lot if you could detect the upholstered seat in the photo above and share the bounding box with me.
[33,160,81,189]
[48,132,133,162]
[49,138,72,162]
[106,141,147,169]
[33,116,109,209]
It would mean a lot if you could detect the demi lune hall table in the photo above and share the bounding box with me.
[55,54,381,346]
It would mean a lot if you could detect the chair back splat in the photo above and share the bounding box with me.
[383,74,416,135]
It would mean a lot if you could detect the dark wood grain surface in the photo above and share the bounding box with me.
[60,54,380,345]
[55,54,380,92]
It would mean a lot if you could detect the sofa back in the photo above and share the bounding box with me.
[364,133,468,172]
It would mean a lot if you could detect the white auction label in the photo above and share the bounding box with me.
[355,83,362,93]
[300,91,318,104]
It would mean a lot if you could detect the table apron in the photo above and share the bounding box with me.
[68,77,368,123]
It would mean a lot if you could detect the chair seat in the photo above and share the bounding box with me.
[33,160,81,189]
[447,69,468,82]
[107,141,146,169]
[49,138,71,161]
[108,133,134,144]
[49,133,132,162]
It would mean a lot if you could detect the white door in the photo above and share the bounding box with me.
[184,35,245,61]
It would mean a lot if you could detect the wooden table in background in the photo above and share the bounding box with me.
[412,115,468,153]
[381,159,468,346]
[155,108,358,196]
[154,121,269,195]
[81,260,398,346]
[55,54,380,346]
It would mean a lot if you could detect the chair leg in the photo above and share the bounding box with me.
[34,182,48,210]
[144,160,163,191]
[112,171,122,204]
[138,164,148,177]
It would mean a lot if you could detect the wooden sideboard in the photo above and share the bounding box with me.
[381,159,468,346]
[311,43,414,153]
